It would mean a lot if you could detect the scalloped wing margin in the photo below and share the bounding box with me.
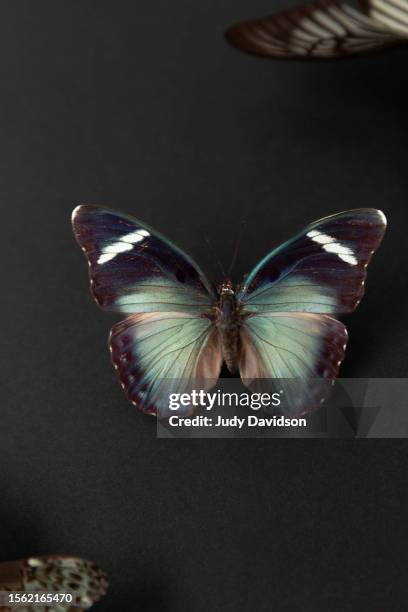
[109,312,222,417]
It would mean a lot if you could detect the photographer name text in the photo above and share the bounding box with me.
[168,415,307,429]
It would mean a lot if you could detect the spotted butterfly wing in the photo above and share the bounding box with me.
[72,205,222,417]
[237,209,386,414]
[225,0,408,59]
[0,556,108,611]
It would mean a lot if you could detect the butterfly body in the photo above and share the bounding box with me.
[215,279,243,374]
[72,206,386,418]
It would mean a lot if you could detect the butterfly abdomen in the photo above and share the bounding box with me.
[216,281,242,374]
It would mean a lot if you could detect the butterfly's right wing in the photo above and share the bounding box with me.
[0,556,108,611]
[237,209,386,415]
[225,0,406,59]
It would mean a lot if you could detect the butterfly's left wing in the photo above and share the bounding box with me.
[0,556,108,611]
[72,206,222,416]
[225,0,406,59]
[237,209,386,415]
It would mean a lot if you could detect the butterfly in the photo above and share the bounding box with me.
[72,206,386,418]
[0,556,107,611]
[225,0,408,59]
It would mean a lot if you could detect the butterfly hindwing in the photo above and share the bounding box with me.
[109,312,222,417]
[225,0,407,59]
[240,313,347,414]
[238,209,386,414]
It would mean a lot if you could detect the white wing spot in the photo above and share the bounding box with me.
[122,229,150,243]
[97,252,117,264]
[307,230,358,265]
[97,229,151,265]
[28,558,43,567]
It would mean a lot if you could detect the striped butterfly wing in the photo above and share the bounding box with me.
[72,206,222,417]
[225,0,407,59]
[0,556,108,611]
[361,0,408,35]
[237,209,386,415]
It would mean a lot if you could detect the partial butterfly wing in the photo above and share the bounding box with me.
[361,0,408,36]
[72,206,221,417]
[0,555,108,611]
[225,0,407,59]
[237,209,386,414]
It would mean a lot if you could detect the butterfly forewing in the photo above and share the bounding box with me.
[72,205,215,313]
[238,209,386,314]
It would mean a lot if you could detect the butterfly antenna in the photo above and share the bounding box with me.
[227,218,247,278]
[203,232,226,278]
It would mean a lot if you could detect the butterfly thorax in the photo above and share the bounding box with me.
[215,280,242,374]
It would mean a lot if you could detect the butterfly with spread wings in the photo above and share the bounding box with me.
[0,556,107,611]
[72,206,386,418]
[225,0,408,59]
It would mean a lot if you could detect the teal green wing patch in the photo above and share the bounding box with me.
[110,312,222,417]
[240,312,348,415]
[114,277,213,314]
[240,275,338,314]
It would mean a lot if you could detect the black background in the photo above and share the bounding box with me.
[1,1,408,610]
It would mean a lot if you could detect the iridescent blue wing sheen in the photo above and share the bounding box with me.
[238,209,386,414]
[72,205,216,313]
[72,206,222,416]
